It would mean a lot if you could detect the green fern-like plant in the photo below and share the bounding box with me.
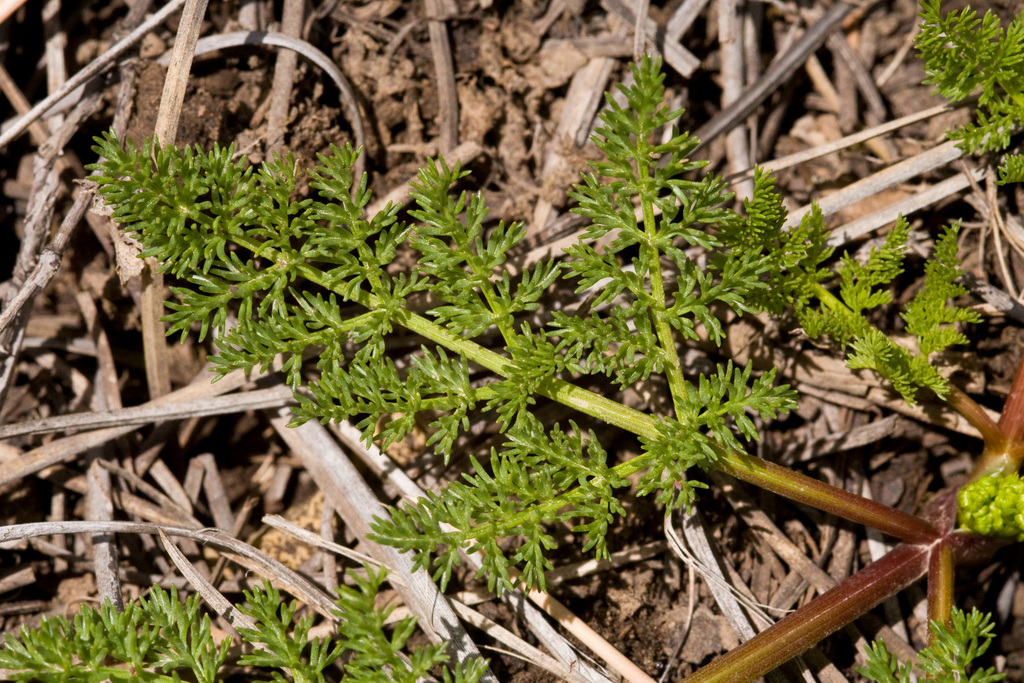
[0,569,485,683]
[331,565,489,683]
[87,54,1011,682]
[859,607,1005,683]
[796,218,980,403]
[0,585,230,682]
[917,0,1024,155]
[87,57,984,592]
[89,57,805,596]
[236,581,343,683]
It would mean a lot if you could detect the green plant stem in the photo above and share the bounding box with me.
[946,384,1006,453]
[682,543,931,683]
[809,275,1019,484]
[968,445,1021,482]
[952,378,1020,481]
[311,274,942,544]
[927,540,954,636]
[715,450,940,543]
[638,163,690,421]
[969,350,1024,477]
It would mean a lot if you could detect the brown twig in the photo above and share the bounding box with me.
[601,0,700,77]
[140,0,210,400]
[718,0,753,199]
[0,89,103,408]
[631,0,650,63]
[42,0,66,131]
[0,520,338,618]
[87,461,123,611]
[0,63,51,145]
[265,0,304,154]
[0,366,266,488]
[424,0,458,155]
[693,1,855,151]
[0,0,188,149]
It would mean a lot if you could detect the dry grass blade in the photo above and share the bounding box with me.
[424,0,458,155]
[666,0,711,43]
[693,1,854,150]
[962,272,1024,324]
[140,0,210,400]
[42,0,67,132]
[0,63,51,145]
[93,459,196,521]
[265,0,303,154]
[600,0,699,77]
[631,0,650,63]
[826,166,985,248]
[545,541,667,586]
[785,139,963,230]
[526,587,655,683]
[0,520,338,617]
[718,0,753,199]
[196,453,235,532]
[87,460,123,611]
[670,508,770,638]
[0,366,264,487]
[157,527,260,633]
[0,0,188,148]
[262,514,383,569]
[0,385,294,439]
[732,103,953,180]
[450,600,575,680]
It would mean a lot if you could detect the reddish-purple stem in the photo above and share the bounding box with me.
[682,543,931,683]
[998,349,1024,444]
[717,450,940,543]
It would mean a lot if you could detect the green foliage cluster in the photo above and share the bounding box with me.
[859,607,1004,683]
[0,567,485,683]
[88,55,985,597]
[721,179,979,404]
[331,565,488,683]
[958,472,1024,540]
[800,219,979,403]
[916,0,1024,180]
[0,585,229,683]
[88,57,802,595]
